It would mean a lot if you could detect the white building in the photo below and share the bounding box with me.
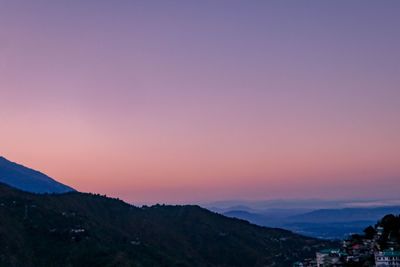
[375,249,400,267]
[316,249,344,267]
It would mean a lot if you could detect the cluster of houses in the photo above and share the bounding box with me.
[294,226,400,267]
[294,248,400,266]
[375,249,400,266]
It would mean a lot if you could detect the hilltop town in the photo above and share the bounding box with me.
[295,214,400,267]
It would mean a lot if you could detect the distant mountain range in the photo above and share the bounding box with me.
[0,182,334,267]
[205,198,400,212]
[0,156,75,193]
[222,206,400,240]
[287,206,400,223]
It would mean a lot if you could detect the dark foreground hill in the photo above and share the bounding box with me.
[0,183,335,267]
[0,156,75,193]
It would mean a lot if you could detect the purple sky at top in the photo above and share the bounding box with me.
[1,1,400,204]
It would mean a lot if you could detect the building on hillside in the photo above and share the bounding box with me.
[375,249,400,267]
[316,249,345,267]
[377,226,384,237]
[293,258,317,267]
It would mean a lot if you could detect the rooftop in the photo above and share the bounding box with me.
[376,250,400,257]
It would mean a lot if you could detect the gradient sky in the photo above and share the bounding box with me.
[1,1,400,204]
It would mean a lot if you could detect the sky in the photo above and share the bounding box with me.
[1,1,400,204]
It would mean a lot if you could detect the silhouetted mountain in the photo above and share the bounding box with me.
[0,183,335,267]
[0,156,75,193]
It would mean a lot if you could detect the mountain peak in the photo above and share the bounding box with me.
[0,156,75,194]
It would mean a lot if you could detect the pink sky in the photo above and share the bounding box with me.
[1,1,400,204]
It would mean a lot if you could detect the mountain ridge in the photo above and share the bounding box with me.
[0,156,75,193]
[287,206,400,223]
[0,182,335,267]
